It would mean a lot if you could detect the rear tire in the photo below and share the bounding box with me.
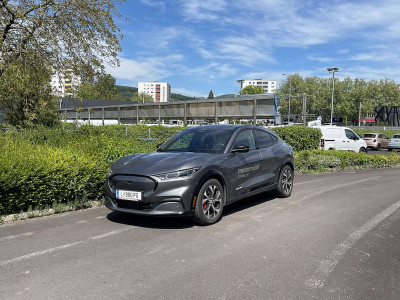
[359,147,367,153]
[193,179,224,225]
[376,144,381,151]
[388,148,393,152]
[275,165,293,198]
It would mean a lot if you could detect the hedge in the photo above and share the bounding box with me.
[0,125,180,215]
[270,126,321,151]
[295,149,400,173]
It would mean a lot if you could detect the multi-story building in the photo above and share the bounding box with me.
[138,81,171,102]
[51,69,81,97]
[237,79,277,94]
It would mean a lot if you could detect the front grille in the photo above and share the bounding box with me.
[116,200,153,211]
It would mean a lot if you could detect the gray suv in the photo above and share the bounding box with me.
[104,125,294,225]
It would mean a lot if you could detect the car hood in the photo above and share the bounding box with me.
[111,152,217,176]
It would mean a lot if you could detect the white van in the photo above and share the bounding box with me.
[319,126,367,153]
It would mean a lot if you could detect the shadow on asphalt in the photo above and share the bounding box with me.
[106,190,277,229]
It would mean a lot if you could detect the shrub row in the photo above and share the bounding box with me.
[0,124,180,215]
[295,149,400,174]
[270,126,322,151]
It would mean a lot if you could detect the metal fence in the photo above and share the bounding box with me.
[60,95,278,125]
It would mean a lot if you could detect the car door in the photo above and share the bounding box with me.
[253,129,281,185]
[344,129,359,151]
[331,128,347,150]
[380,134,390,148]
[223,129,263,202]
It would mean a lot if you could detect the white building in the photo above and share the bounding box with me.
[138,81,171,103]
[51,69,81,97]
[237,79,277,94]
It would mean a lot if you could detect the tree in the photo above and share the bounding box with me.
[77,74,119,100]
[208,90,214,99]
[0,0,125,79]
[131,92,154,103]
[0,53,58,127]
[241,85,265,95]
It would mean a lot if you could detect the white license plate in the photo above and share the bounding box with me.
[116,190,142,201]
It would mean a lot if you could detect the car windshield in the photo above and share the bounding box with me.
[158,128,233,153]
[363,134,376,138]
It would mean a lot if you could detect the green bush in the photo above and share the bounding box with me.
[0,125,181,215]
[295,150,400,174]
[271,126,321,151]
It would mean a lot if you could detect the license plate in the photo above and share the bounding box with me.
[116,190,142,201]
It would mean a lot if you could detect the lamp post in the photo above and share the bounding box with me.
[282,74,292,124]
[327,67,339,125]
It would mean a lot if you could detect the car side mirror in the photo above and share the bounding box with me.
[156,143,163,149]
[232,144,250,153]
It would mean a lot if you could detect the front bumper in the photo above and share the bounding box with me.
[388,142,400,149]
[104,174,196,216]
[104,194,191,216]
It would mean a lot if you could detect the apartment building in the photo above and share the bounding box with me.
[237,79,277,94]
[51,69,81,97]
[138,81,171,102]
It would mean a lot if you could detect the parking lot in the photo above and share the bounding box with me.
[1,168,400,299]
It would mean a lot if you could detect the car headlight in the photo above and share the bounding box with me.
[153,167,201,181]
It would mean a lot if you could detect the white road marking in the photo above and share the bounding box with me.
[0,232,34,242]
[306,200,400,288]
[0,228,131,267]
[295,177,381,203]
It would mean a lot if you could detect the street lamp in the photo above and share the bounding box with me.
[327,67,339,125]
[282,73,292,124]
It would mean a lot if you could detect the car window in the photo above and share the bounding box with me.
[393,134,400,139]
[363,134,375,138]
[345,129,357,139]
[382,134,388,139]
[253,130,276,148]
[233,130,256,150]
[378,134,383,138]
[159,128,233,153]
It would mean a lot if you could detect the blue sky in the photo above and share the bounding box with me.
[105,0,400,97]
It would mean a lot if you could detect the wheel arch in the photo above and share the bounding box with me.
[191,170,227,209]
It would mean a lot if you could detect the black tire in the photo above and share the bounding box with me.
[388,148,393,152]
[193,179,224,225]
[275,165,293,198]
[376,144,381,151]
[359,147,367,153]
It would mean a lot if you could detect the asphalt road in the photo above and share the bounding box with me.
[1,168,400,299]
[367,149,400,156]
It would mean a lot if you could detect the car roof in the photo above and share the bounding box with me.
[185,124,261,131]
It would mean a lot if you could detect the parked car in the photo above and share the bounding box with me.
[388,133,400,152]
[104,125,294,225]
[319,126,368,153]
[362,133,390,150]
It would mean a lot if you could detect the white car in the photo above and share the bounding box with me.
[319,126,367,153]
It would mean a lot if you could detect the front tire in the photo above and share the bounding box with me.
[193,179,224,225]
[359,147,367,153]
[275,165,293,198]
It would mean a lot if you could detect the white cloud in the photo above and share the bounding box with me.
[105,55,182,82]
[140,0,166,10]
[179,0,228,21]
[172,87,204,97]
